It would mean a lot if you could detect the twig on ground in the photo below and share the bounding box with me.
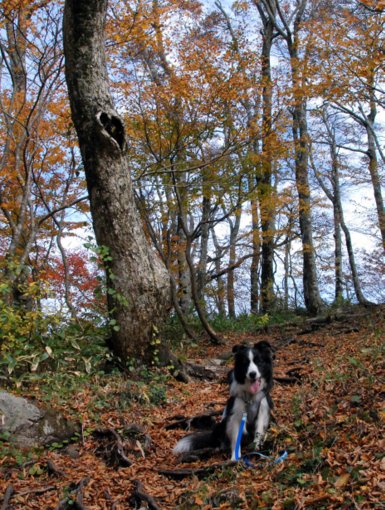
[0,485,14,510]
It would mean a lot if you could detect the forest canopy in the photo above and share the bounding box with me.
[0,0,384,368]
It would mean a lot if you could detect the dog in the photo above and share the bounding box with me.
[173,341,274,461]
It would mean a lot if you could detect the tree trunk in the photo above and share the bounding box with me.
[249,187,261,314]
[177,220,192,314]
[311,110,370,306]
[331,165,344,302]
[257,5,276,313]
[365,104,385,250]
[318,112,344,302]
[283,237,290,310]
[289,41,323,314]
[63,0,171,361]
[227,212,241,319]
[258,0,322,314]
[212,229,226,316]
[196,195,211,306]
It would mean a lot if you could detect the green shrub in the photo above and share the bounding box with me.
[0,276,110,388]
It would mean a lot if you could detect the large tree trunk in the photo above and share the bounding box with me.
[63,0,171,361]
[289,43,323,315]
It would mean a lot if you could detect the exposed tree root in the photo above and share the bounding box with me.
[128,480,161,510]
[93,428,132,468]
[0,485,14,510]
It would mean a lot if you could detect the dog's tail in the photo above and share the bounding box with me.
[173,430,220,455]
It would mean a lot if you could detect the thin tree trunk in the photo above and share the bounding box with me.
[249,179,261,314]
[283,237,290,310]
[256,2,276,313]
[177,220,192,314]
[330,154,344,302]
[227,212,241,319]
[311,117,370,306]
[212,228,226,316]
[338,199,370,305]
[185,236,220,344]
[196,195,211,306]
[332,197,344,302]
[63,0,171,361]
[365,114,385,250]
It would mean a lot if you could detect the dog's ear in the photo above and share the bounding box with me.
[254,341,275,359]
[232,344,247,354]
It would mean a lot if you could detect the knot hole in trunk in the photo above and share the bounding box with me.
[96,111,125,150]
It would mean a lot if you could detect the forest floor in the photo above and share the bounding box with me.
[1,305,385,510]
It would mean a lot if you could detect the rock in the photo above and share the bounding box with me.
[0,391,81,448]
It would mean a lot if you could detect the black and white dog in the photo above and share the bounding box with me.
[173,341,274,461]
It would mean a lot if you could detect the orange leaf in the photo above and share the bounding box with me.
[334,473,350,489]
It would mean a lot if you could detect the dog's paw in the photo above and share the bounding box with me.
[253,433,264,451]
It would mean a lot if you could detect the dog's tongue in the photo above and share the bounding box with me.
[250,380,260,394]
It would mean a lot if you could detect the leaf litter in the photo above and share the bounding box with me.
[0,305,384,509]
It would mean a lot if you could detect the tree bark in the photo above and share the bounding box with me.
[256,1,276,313]
[288,12,323,314]
[63,0,171,361]
[291,87,322,314]
[249,182,261,314]
[211,228,226,316]
[227,212,241,319]
[365,92,385,250]
[331,163,344,302]
[196,195,211,305]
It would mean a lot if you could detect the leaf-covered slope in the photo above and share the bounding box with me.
[1,306,384,509]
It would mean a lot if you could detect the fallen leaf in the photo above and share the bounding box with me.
[334,473,350,488]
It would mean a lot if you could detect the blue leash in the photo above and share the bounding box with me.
[234,413,247,461]
[241,449,288,468]
[234,412,288,467]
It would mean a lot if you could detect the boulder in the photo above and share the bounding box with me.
[0,391,81,448]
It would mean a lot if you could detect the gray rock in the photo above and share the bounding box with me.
[0,391,81,448]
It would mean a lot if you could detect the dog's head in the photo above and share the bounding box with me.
[231,341,274,394]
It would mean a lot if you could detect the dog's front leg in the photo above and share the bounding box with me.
[254,396,270,450]
[226,412,242,461]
